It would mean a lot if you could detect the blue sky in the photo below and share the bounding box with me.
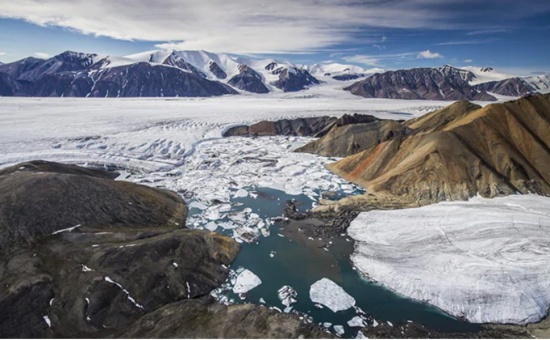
[1,0,549,75]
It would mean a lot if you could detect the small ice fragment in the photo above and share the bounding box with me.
[269,251,276,258]
[309,278,356,312]
[348,316,366,328]
[233,188,248,198]
[232,269,262,294]
[372,319,379,327]
[283,306,293,313]
[356,330,368,339]
[43,315,51,327]
[407,320,413,323]
[323,322,332,328]
[333,325,345,336]
[277,233,284,237]
[387,321,393,327]
[277,285,297,307]
[259,298,266,304]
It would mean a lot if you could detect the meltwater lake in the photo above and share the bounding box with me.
[187,186,480,338]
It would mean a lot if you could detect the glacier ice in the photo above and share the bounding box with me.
[347,194,550,324]
[309,278,356,312]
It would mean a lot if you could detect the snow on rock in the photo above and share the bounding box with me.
[42,315,52,328]
[347,316,366,328]
[232,269,262,294]
[347,194,550,324]
[309,278,356,312]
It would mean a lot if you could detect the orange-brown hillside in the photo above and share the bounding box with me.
[326,94,550,204]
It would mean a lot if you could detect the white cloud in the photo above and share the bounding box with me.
[342,55,382,67]
[34,52,51,59]
[0,0,507,54]
[417,50,443,59]
[364,67,385,74]
[464,59,473,63]
[0,52,6,56]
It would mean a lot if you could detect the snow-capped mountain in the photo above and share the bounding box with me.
[0,50,548,99]
[345,65,550,100]
[0,50,322,97]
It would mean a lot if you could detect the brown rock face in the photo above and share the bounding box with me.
[327,94,550,204]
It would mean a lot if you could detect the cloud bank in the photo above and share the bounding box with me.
[1,0,549,54]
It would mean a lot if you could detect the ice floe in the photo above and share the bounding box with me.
[277,285,298,307]
[348,194,550,324]
[333,325,345,336]
[348,316,366,328]
[232,269,262,294]
[309,278,356,312]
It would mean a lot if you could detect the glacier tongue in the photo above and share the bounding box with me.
[309,278,355,312]
[347,194,550,324]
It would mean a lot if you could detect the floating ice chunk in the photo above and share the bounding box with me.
[277,285,298,307]
[309,278,356,312]
[356,330,368,339]
[218,221,239,230]
[372,320,379,327]
[387,321,393,327]
[333,325,345,336]
[269,251,276,258]
[323,322,332,328]
[43,315,51,327]
[205,221,218,231]
[51,224,81,235]
[233,188,249,198]
[233,226,260,243]
[284,306,293,313]
[259,298,266,304]
[189,201,208,210]
[348,316,366,328]
[232,269,262,294]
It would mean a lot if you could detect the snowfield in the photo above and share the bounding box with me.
[347,194,550,324]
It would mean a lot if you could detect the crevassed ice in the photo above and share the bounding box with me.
[347,194,550,324]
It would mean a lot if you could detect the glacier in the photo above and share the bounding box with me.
[347,194,550,324]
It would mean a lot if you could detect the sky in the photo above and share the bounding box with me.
[0,0,549,75]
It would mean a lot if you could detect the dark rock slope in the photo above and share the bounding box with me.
[326,94,550,204]
[0,160,328,338]
[473,77,535,97]
[296,114,411,157]
[345,66,496,101]
[228,64,269,93]
[123,296,332,339]
[224,116,339,138]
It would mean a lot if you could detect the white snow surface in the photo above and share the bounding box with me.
[309,278,356,312]
[232,269,262,294]
[347,194,550,324]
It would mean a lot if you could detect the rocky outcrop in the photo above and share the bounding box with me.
[473,77,535,97]
[209,61,227,79]
[296,114,411,157]
[327,94,550,204]
[223,116,339,138]
[345,66,497,101]
[271,67,320,92]
[0,160,240,338]
[332,73,365,81]
[228,64,269,93]
[122,296,332,338]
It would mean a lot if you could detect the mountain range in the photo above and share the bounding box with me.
[0,50,548,99]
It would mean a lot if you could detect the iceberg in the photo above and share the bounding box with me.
[232,269,262,294]
[309,278,355,312]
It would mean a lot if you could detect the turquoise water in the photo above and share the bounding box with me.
[188,187,480,338]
